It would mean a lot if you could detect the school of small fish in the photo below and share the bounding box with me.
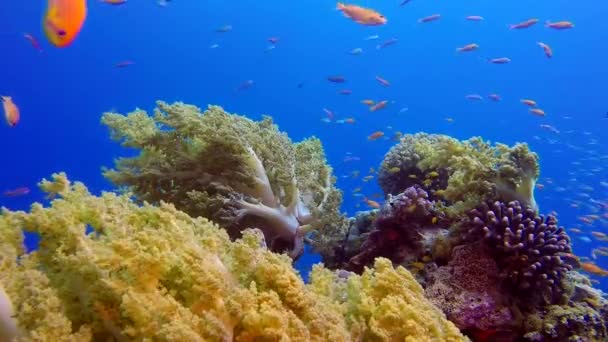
[3,1,608,280]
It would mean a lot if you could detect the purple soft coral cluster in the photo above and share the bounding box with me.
[376,186,434,227]
[466,200,578,301]
[346,186,438,272]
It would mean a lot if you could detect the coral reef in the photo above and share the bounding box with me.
[344,186,447,273]
[378,133,540,216]
[465,200,578,303]
[424,243,516,333]
[101,101,345,258]
[0,173,465,341]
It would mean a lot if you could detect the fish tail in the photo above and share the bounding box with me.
[336,2,345,10]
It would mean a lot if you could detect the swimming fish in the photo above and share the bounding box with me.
[465,15,484,21]
[101,0,127,5]
[537,42,553,58]
[337,3,387,26]
[1,96,20,127]
[488,57,511,64]
[375,76,390,87]
[509,18,539,30]
[368,131,385,141]
[545,21,574,30]
[2,187,30,197]
[521,99,537,107]
[418,14,441,23]
[24,33,43,52]
[43,0,87,48]
[457,43,479,52]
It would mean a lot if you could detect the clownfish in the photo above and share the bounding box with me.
[43,0,87,48]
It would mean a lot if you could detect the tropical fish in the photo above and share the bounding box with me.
[418,14,441,23]
[375,76,390,87]
[488,94,502,101]
[509,18,539,30]
[521,99,537,107]
[336,3,387,26]
[363,197,381,209]
[348,47,363,55]
[369,100,388,112]
[43,0,87,48]
[368,131,384,141]
[1,96,20,127]
[530,108,546,117]
[545,21,574,30]
[24,33,43,52]
[488,57,511,64]
[537,42,553,58]
[101,0,127,5]
[465,15,484,21]
[268,37,279,44]
[338,89,352,95]
[376,38,398,50]
[581,262,608,276]
[361,99,375,106]
[327,75,346,83]
[465,94,483,101]
[216,24,232,33]
[2,187,30,197]
[115,60,135,68]
[457,43,479,52]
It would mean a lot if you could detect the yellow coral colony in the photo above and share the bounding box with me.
[0,173,465,341]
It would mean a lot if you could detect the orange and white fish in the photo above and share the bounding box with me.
[537,42,553,58]
[375,76,390,87]
[1,96,20,127]
[521,99,537,107]
[509,18,539,30]
[545,21,574,30]
[337,3,387,26]
[369,100,388,112]
[530,108,546,117]
[368,131,384,141]
[44,0,87,47]
[457,43,479,52]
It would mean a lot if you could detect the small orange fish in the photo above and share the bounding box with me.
[457,43,479,52]
[537,42,553,58]
[361,99,375,105]
[1,96,20,127]
[521,99,537,107]
[44,0,87,48]
[337,3,387,26]
[375,76,390,87]
[370,100,388,112]
[545,21,574,30]
[363,197,381,209]
[418,14,441,23]
[509,18,539,30]
[368,131,384,140]
[530,108,546,117]
[581,262,608,276]
[101,0,127,4]
[344,118,356,124]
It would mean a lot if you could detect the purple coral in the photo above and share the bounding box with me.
[346,186,440,272]
[466,200,578,301]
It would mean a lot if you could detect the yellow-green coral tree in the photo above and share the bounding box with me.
[101,101,345,258]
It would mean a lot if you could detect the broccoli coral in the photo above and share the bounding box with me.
[378,133,541,216]
[101,101,344,258]
[0,173,466,341]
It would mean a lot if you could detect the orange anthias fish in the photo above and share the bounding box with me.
[44,0,87,48]
[368,131,384,141]
[581,262,608,276]
[370,100,388,112]
[545,21,575,30]
[537,42,553,58]
[1,96,20,127]
[530,108,546,117]
[521,99,537,107]
[363,197,381,209]
[509,18,539,30]
[337,3,387,26]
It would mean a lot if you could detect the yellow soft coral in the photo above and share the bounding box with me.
[0,173,466,341]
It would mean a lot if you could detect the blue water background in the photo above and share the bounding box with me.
[1,0,607,287]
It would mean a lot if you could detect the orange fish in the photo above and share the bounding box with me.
[509,18,539,30]
[370,100,388,112]
[537,42,553,58]
[581,262,608,276]
[1,96,20,127]
[361,99,375,105]
[368,131,384,141]
[337,3,387,26]
[44,0,87,48]
[545,21,574,30]
[530,108,545,117]
[521,99,537,107]
[101,0,127,4]
[344,118,356,124]
[457,43,479,52]
[2,187,30,197]
[375,76,390,87]
[363,197,381,209]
